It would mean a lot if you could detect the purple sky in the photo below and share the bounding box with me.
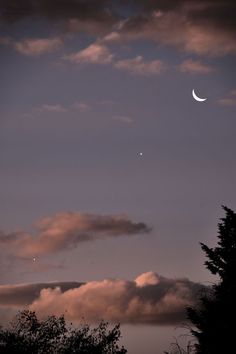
[0,1,236,353]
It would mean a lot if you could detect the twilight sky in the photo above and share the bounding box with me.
[0,1,236,353]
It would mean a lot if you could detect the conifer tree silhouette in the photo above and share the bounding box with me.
[187,206,236,354]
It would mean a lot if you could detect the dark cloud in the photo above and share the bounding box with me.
[0,0,114,24]
[0,212,151,257]
[0,282,83,306]
[0,272,206,325]
[0,1,236,56]
[115,1,236,56]
[136,0,236,33]
[1,0,235,31]
[186,1,236,31]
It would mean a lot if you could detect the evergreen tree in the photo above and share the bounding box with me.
[187,206,236,354]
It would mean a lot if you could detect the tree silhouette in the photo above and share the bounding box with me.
[187,206,236,354]
[0,310,127,354]
[164,337,195,354]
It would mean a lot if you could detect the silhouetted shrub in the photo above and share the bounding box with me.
[0,310,127,354]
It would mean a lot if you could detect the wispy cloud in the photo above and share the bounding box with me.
[0,212,151,257]
[14,37,63,56]
[36,104,67,113]
[114,56,166,76]
[29,100,92,118]
[179,59,214,74]
[0,272,205,325]
[218,90,236,106]
[64,43,114,65]
[72,101,91,112]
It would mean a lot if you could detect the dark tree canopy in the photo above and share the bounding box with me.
[0,310,127,354]
[187,206,236,354]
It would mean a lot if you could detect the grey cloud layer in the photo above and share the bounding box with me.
[0,212,151,257]
[0,0,115,25]
[1,1,235,57]
[1,1,235,28]
[0,282,83,306]
[0,272,206,325]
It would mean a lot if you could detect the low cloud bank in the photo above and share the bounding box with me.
[0,272,206,326]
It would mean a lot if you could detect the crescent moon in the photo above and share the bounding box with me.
[192,89,207,102]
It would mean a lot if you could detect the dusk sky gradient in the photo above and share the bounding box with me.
[0,1,236,353]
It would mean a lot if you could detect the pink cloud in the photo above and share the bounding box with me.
[14,37,63,56]
[179,59,214,74]
[37,104,67,113]
[64,43,114,64]
[112,115,133,124]
[218,90,236,106]
[0,272,205,326]
[72,101,91,112]
[0,212,151,257]
[114,56,166,76]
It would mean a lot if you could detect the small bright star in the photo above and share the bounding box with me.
[139,152,143,156]
[33,257,36,262]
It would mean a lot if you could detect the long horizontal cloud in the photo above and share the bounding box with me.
[1,1,236,56]
[0,212,151,257]
[14,37,63,56]
[218,90,236,106]
[0,35,64,56]
[0,282,82,306]
[114,56,166,76]
[179,59,214,74]
[0,272,206,325]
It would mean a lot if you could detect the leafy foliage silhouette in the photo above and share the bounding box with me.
[186,206,236,354]
[164,337,195,354]
[0,310,127,354]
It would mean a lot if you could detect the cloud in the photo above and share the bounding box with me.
[65,18,113,35]
[1,1,235,57]
[64,43,114,65]
[0,282,82,306]
[105,1,236,57]
[112,115,133,124]
[103,31,121,43]
[0,272,205,326]
[35,102,91,115]
[114,56,165,76]
[0,212,151,257]
[72,101,91,112]
[135,271,160,287]
[179,59,214,74]
[36,104,67,113]
[218,90,236,106]
[30,101,92,117]
[0,0,115,27]
[118,10,236,56]
[14,37,63,56]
